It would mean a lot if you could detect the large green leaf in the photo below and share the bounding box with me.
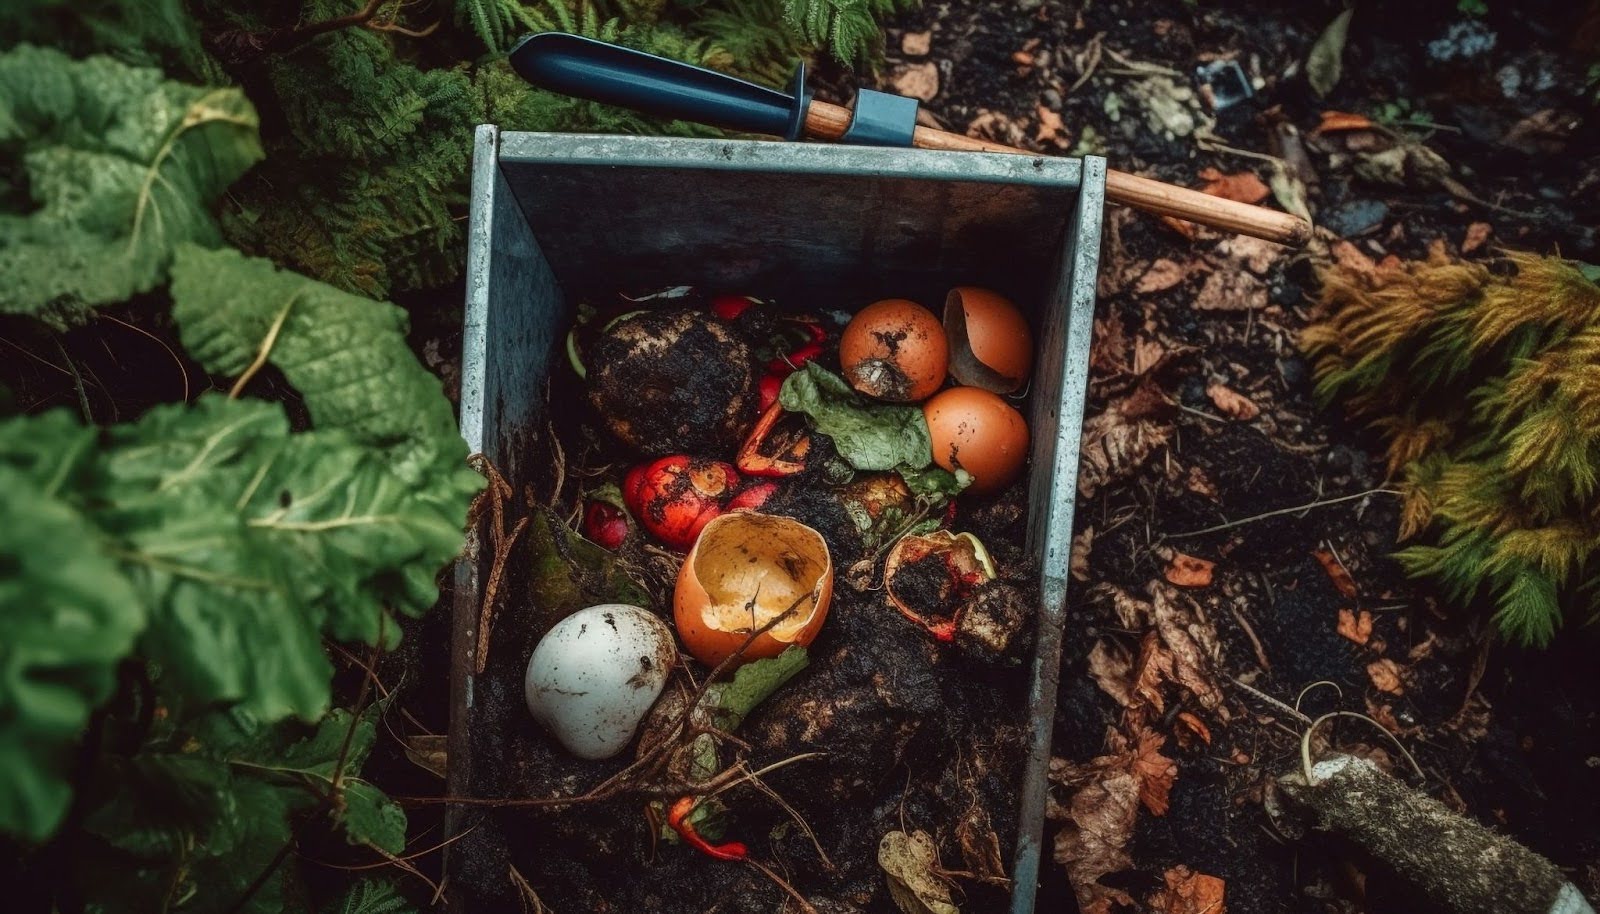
[0,45,261,324]
[0,463,146,842]
[169,244,474,483]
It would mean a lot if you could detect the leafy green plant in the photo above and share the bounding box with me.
[1304,251,1600,645]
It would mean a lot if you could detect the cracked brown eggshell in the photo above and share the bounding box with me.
[944,286,1034,394]
[674,512,833,668]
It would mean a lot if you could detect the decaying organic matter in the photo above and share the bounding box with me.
[588,309,760,456]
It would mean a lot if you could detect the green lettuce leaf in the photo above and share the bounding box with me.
[778,363,933,471]
[0,44,262,325]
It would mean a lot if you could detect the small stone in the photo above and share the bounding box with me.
[1320,198,1390,237]
[900,30,931,57]
[1042,88,1063,108]
[1278,356,1309,387]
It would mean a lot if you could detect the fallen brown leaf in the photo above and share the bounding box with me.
[1367,658,1405,695]
[1088,638,1134,707]
[1214,234,1286,276]
[1132,336,1167,375]
[1175,711,1212,747]
[1150,865,1227,914]
[1462,221,1492,254]
[1313,547,1360,598]
[1193,268,1269,311]
[1130,630,1169,717]
[956,803,1008,884]
[879,830,959,914]
[1160,214,1200,240]
[1077,377,1175,498]
[1071,526,1095,582]
[1312,110,1376,135]
[1150,584,1229,717]
[966,108,1025,146]
[1035,105,1069,147]
[900,30,932,56]
[1366,696,1402,734]
[1049,768,1138,914]
[404,734,448,779]
[1337,608,1374,646]
[1205,384,1259,420]
[1127,728,1178,816]
[1184,465,1219,499]
[1197,167,1271,204]
[1136,258,1192,293]
[1165,551,1216,587]
[1089,317,1129,374]
[1329,239,1378,278]
[890,62,940,101]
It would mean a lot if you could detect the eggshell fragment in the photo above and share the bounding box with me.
[944,287,1033,393]
[924,387,1030,495]
[524,604,677,760]
[674,513,833,668]
[840,299,948,402]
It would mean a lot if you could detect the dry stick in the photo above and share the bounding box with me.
[404,591,816,810]
[312,821,481,872]
[744,857,822,914]
[1167,489,1402,539]
[1300,711,1425,787]
[1229,676,1314,726]
[1227,602,1272,673]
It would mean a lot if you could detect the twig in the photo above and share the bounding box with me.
[469,455,528,674]
[1167,489,1402,539]
[223,840,296,914]
[1295,680,1344,716]
[1066,33,1104,95]
[1229,677,1313,725]
[1227,603,1271,673]
[744,857,821,914]
[1177,403,1226,424]
[310,821,480,871]
[508,864,552,914]
[53,339,94,424]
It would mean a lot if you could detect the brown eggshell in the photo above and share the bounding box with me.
[924,387,1030,495]
[944,287,1033,394]
[674,512,833,668]
[839,299,948,402]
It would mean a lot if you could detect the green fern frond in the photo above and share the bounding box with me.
[1492,565,1561,647]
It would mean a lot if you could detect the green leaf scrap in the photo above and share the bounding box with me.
[779,363,933,472]
[1306,8,1354,98]
[0,44,262,324]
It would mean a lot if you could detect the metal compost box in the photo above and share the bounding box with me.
[448,127,1104,914]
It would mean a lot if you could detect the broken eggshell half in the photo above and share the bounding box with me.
[884,531,998,642]
[944,286,1033,394]
[524,603,677,760]
[674,512,833,668]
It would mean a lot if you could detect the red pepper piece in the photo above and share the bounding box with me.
[727,481,779,512]
[758,373,784,412]
[710,295,758,321]
[737,403,811,478]
[667,797,748,862]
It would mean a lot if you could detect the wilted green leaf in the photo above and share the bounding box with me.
[0,44,261,325]
[779,364,933,471]
[703,646,809,730]
[338,781,407,854]
[1306,8,1354,98]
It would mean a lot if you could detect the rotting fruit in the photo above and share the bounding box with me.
[674,512,833,667]
[624,456,740,551]
[884,531,998,642]
[587,309,760,456]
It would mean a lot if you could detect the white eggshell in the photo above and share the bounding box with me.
[524,604,676,760]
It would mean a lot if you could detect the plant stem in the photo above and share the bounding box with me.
[1167,488,1401,539]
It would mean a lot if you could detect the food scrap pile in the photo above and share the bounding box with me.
[458,286,1054,911]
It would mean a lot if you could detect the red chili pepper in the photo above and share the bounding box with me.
[667,797,748,861]
[710,295,759,321]
[737,402,811,478]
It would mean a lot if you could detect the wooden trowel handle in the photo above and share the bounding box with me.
[805,99,1313,247]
